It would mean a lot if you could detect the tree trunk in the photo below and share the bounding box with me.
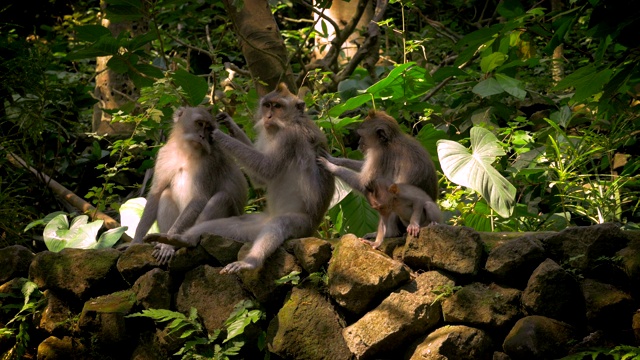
[313,0,374,64]
[222,0,296,96]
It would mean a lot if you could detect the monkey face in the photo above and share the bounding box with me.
[177,107,216,154]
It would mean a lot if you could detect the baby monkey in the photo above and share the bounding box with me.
[365,178,443,248]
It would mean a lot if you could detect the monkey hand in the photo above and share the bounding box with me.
[407,223,420,237]
[215,112,233,127]
[152,243,175,265]
[316,156,338,172]
[360,237,383,249]
[220,260,256,274]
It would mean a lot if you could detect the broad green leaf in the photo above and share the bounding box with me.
[74,25,112,42]
[432,66,468,82]
[66,35,120,60]
[171,69,208,106]
[328,192,378,236]
[43,214,76,252]
[437,127,516,218]
[127,32,156,51]
[94,226,127,249]
[120,197,159,238]
[571,68,612,104]
[495,73,526,100]
[472,78,504,97]
[549,105,572,128]
[366,62,415,94]
[416,124,447,163]
[553,64,596,91]
[328,93,371,117]
[107,55,129,74]
[23,211,67,232]
[480,52,507,73]
[104,0,144,22]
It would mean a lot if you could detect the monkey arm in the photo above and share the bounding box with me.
[325,155,363,172]
[133,191,161,243]
[317,157,366,193]
[212,129,281,181]
[167,198,209,235]
[216,112,252,146]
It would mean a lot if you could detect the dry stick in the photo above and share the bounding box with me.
[5,149,134,242]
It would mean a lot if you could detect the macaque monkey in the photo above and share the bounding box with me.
[132,107,248,265]
[317,110,439,245]
[365,178,442,248]
[146,83,335,274]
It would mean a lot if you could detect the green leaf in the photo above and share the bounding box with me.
[416,124,447,163]
[480,52,507,73]
[437,127,516,218]
[94,226,127,249]
[472,78,504,97]
[104,0,144,22]
[328,93,371,117]
[432,67,468,82]
[107,55,130,74]
[553,64,596,91]
[43,214,73,252]
[127,32,156,51]
[328,192,378,236]
[66,35,120,60]
[495,73,527,100]
[23,211,67,232]
[74,25,112,42]
[171,69,208,106]
[120,197,159,239]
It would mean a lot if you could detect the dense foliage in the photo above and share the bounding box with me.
[1,0,639,251]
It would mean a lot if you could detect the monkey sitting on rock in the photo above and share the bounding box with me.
[145,83,335,274]
[318,110,440,248]
[131,106,248,265]
[365,178,442,248]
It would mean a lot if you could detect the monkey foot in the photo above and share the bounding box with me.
[359,238,382,249]
[152,243,175,265]
[220,261,256,274]
[143,233,193,248]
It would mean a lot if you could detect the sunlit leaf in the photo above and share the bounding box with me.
[437,127,516,218]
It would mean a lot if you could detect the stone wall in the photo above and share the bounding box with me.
[1,223,639,359]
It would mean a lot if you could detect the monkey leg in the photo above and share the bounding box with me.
[220,213,312,274]
[363,212,402,239]
[195,191,243,223]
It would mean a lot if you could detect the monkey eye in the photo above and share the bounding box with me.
[272,102,282,109]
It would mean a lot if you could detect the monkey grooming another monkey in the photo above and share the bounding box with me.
[132,107,248,265]
[145,83,335,274]
[365,178,442,248]
[317,110,439,246]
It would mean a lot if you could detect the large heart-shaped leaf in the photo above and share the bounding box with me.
[437,127,516,218]
[120,197,160,238]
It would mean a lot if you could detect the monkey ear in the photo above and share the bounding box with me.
[277,82,292,95]
[173,107,185,123]
[296,101,305,113]
[376,126,390,143]
[389,184,399,195]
